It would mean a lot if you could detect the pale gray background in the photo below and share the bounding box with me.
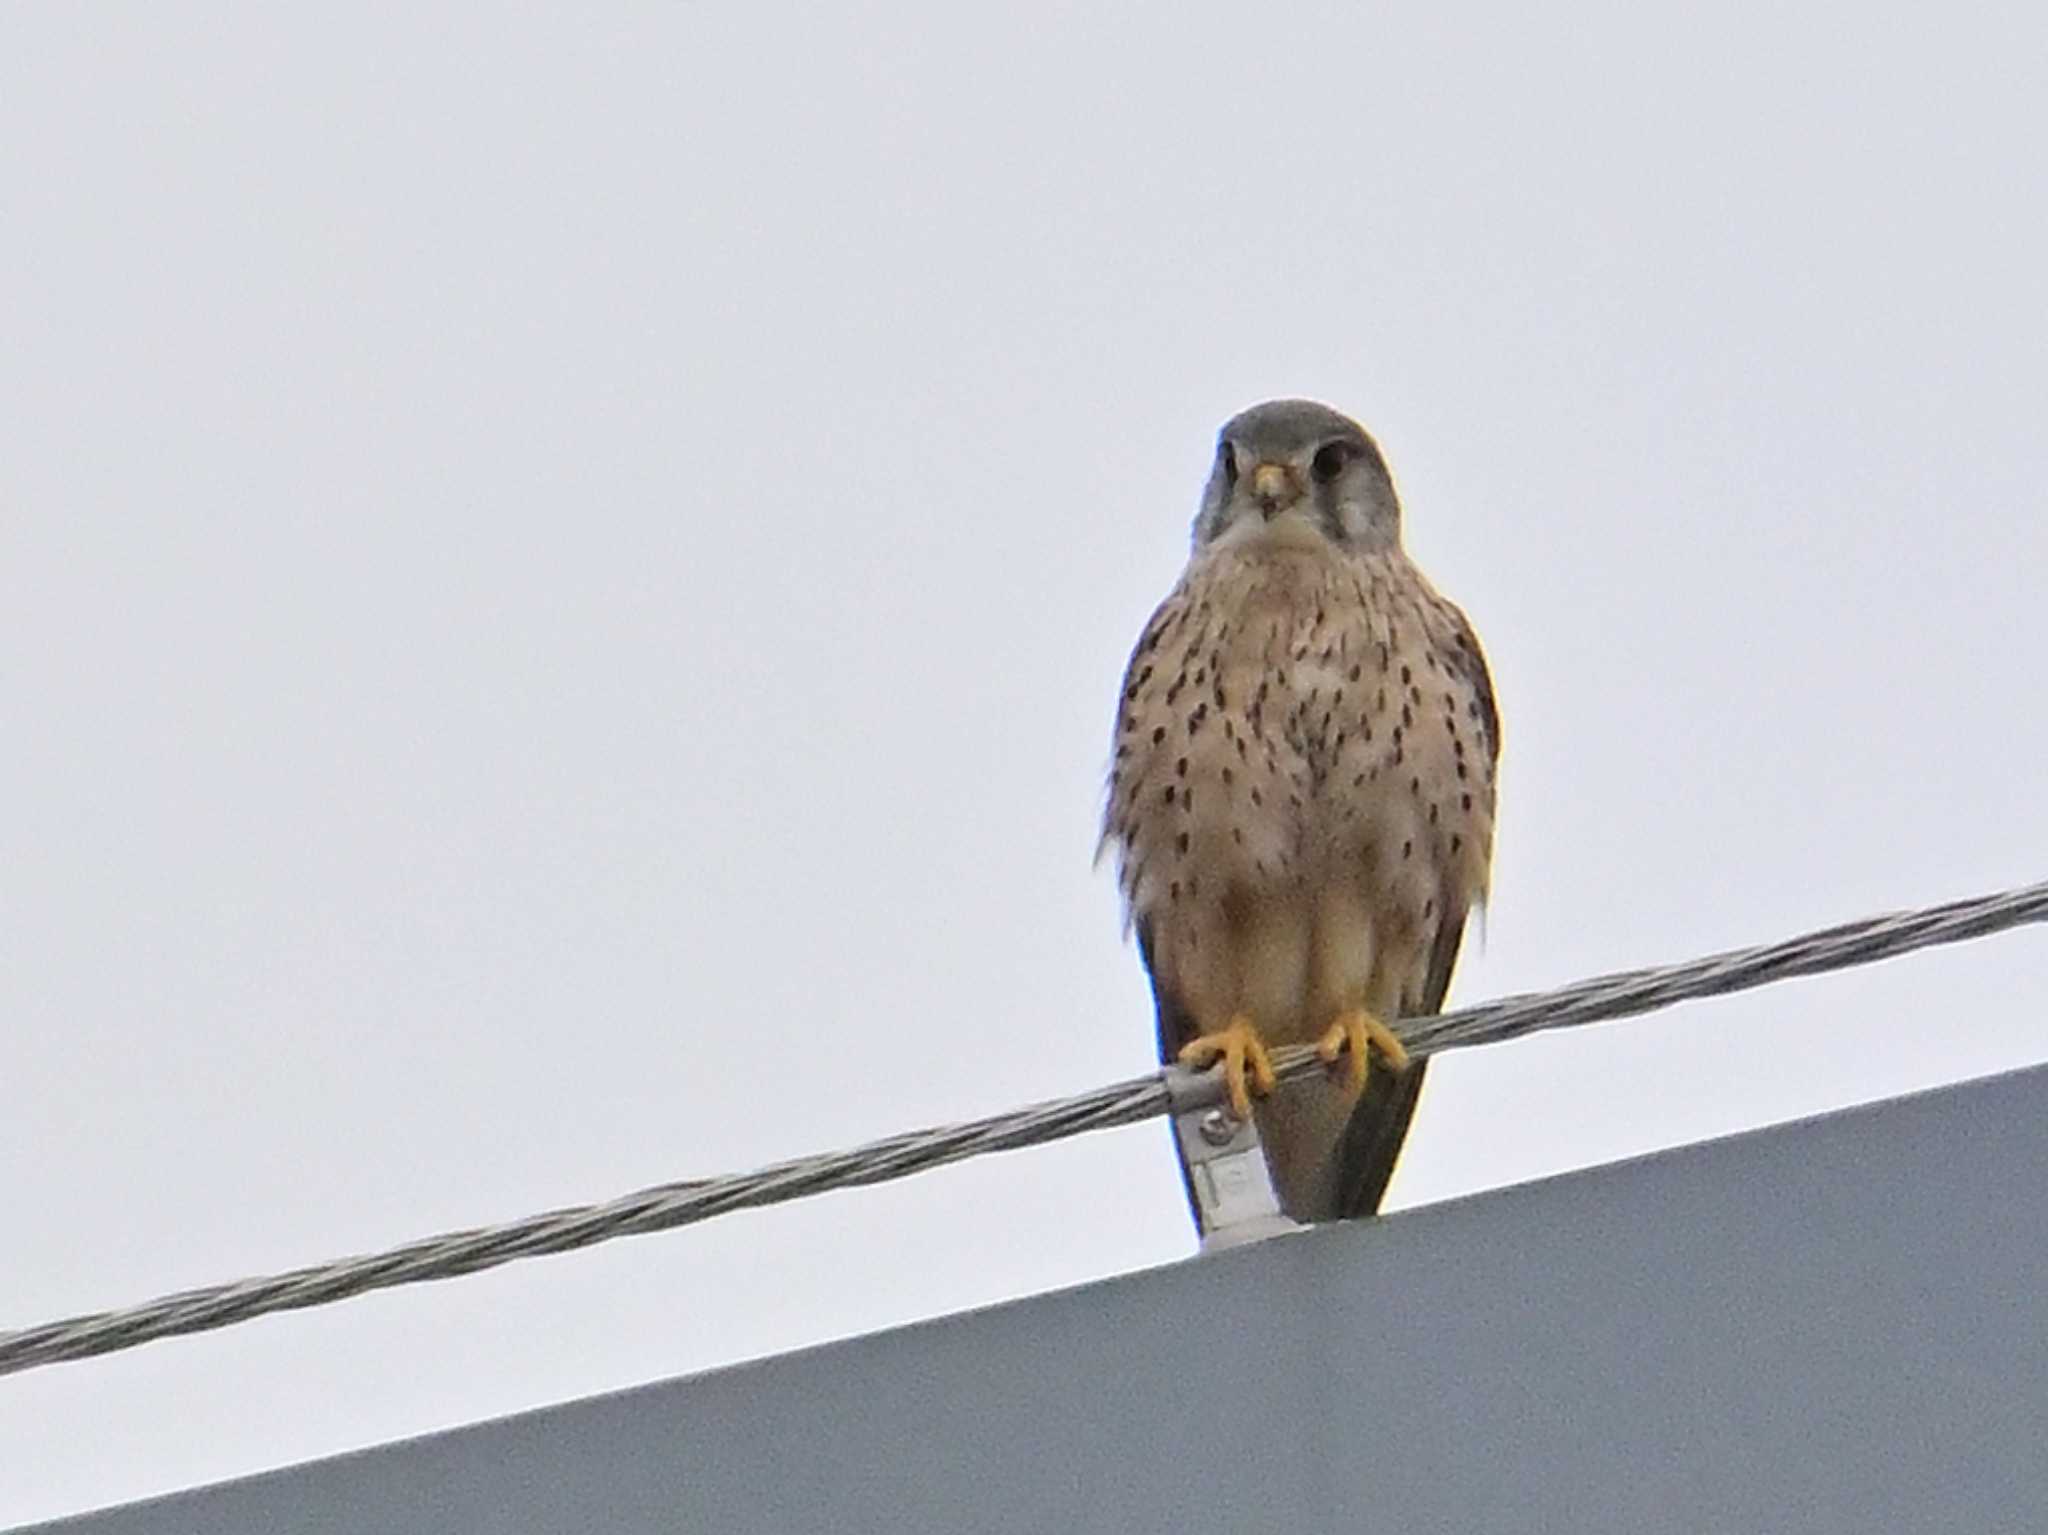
[3,5,2044,1526]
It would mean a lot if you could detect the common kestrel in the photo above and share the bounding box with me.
[1104,400,1499,1230]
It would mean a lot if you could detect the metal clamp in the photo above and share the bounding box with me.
[1164,1066,1302,1252]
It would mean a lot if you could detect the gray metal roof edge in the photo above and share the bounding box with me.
[18,1058,2048,1533]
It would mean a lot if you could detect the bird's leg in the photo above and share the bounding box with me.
[1315,1008,1410,1098]
[1177,1014,1277,1121]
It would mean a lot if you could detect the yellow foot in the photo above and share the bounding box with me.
[1177,1015,1277,1121]
[1315,1008,1410,1098]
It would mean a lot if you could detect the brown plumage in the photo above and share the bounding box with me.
[1104,400,1499,1230]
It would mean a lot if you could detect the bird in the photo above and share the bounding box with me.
[1102,399,1499,1232]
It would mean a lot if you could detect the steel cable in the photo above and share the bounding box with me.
[4,877,2045,1378]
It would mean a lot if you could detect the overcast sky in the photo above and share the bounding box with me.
[5,5,2046,1525]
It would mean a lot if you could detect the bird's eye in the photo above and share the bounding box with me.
[1218,441,1239,487]
[1310,442,1352,484]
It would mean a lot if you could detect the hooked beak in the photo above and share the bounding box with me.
[1250,462,1298,519]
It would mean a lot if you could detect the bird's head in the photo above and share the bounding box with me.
[1191,399,1401,553]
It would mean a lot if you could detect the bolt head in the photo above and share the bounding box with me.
[1198,1108,1237,1146]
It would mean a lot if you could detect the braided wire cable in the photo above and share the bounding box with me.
[4,877,2045,1378]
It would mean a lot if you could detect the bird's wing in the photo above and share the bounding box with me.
[1136,913,1212,1232]
[1334,604,1499,1218]
[1331,912,1460,1218]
